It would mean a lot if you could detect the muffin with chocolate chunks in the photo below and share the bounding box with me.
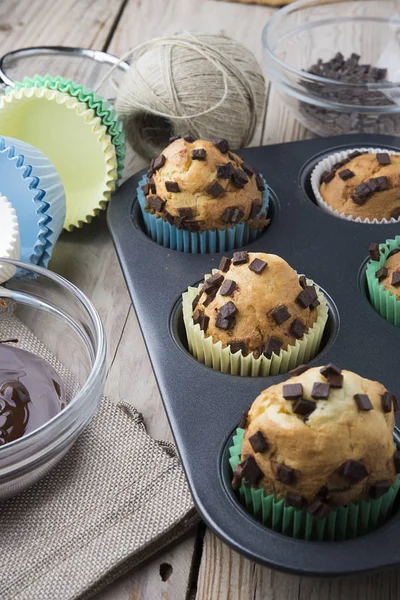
[138,137,269,252]
[366,237,400,326]
[183,251,329,376]
[230,365,400,539]
[314,150,400,222]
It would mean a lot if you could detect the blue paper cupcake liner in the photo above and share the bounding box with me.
[136,174,269,253]
[0,137,66,270]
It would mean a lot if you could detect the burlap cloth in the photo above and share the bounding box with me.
[0,314,198,600]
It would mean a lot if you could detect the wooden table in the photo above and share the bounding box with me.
[1,0,399,598]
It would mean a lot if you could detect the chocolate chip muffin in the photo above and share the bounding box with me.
[192,251,320,357]
[234,365,399,513]
[142,137,268,231]
[319,151,400,221]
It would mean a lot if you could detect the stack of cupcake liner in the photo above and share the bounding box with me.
[0,193,20,283]
[366,235,400,326]
[0,83,119,232]
[137,174,269,254]
[0,136,65,271]
[230,428,400,541]
[311,147,400,224]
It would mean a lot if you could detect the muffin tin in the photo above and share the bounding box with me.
[107,134,400,576]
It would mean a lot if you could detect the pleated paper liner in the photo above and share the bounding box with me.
[311,147,400,224]
[0,87,118,231]
[0,136,65,269]
[0,193,20,283]
[230,428,400,541]
[137,174,269,254]
[366,235,400,326]
[182,274,328,376]
[13,75,125,181]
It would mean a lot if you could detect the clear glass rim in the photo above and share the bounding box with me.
[262,0,400,90]
[0,258,106,457]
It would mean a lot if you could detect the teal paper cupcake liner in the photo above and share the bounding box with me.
[229,428,400,541]
[137,174,269,253]
[366,236,400,326]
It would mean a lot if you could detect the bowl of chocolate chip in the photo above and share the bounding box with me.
[263,0,400,137]
[0,258,106,500]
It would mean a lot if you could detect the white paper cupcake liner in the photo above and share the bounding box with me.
[311,147,400,224]
[0,193,20,283]
[182,273,329,376]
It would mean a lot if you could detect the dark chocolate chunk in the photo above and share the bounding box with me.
[282,383,303,400]
[326,372,344,388]
[164,211,175,225]
[169,135,181,143]
[271,305,291,325]
[206,180,224,198]
[320,363,342,378]
[391,208,400,220]
[203,289,217,307]
[200,315,209,332]
[348,150,363,159]
[192,309,204,326]
[376,266,388,281]
[230,341,246,355]
[241,456,263,484]
[250,199,262,218]
[308,500,331,520]
[220,279,236,296]
[276,463,296,485]
[219,301,237,319]
[147,196,165,212]
[183,135,195,143]
[231,208,245,223]
[340,459,368,483]
[354,393,373,411]
[311,381,330,400]
[394,450,400,473]
[192,294,201,312]
[286,492,307,509]
[232,251,248,265]
[215,313,235,330]
[203,273,224,294]
[391,271,400,286]
[242,163,256,177]
[221,208,234,223]
[261,336,282,359]
[298,275,307,289]
[182,221,200,232]
[296,285,318,309]
[255,173,265,192]
[249,431,269,453]
[249,258,267,274]
[165,180,180,193]
[215,139,229,154]
[153,154,166,171]
[351,182,370,205]
[369,480,391,499]
[381,391,393,413]
[217,162,235,179]
[369,242,381,262]
[219,256,231,272]
[148,178,156,194]
[333,159,349,170]
[289,364,310,377]
[376,175,389,191]
[238,407,249,429]
[377,152,391,165]
[141,183,150,195]
[231,464,243,489]
[231,168,249,189]
[290,319,306,339]
[321,170,335,184]
[366,177,379,193]
[293,398,316,416]
[338,168,355,181]
[178,207,193,220]
[191,148,207,161]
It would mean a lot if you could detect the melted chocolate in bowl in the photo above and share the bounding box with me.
[0,344,65,446]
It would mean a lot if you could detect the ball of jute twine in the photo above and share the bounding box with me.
[96,32,266,159]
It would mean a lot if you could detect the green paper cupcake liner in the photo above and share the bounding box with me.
[229,428,400,541]
[12,74,125,181]
[366,235,400,327]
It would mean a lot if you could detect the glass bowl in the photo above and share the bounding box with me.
[0,259,106,500]
[262,0,400,137]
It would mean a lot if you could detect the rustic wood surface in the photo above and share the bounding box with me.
[1,0,399,598]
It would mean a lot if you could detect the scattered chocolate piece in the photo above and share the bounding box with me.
[241,456,263,484]
[230,341,246,355]
[206,180,224,198]
[369,242,381,262]
[276,463,296,485]
[320,364,342,378]
[249,431,269,453]
[333,159,349,170]
[192,309,209,332]
[217,162,235,179]
[182,221,200,232]
[238,407,250,429]
[169,135,181,143]
[222,207,244,224]
[261,336,282,359]
[321,170,335,184]
[147,196,165,212]
[326,372,344,388]
[369,480,391,499]
[376,266,388,282]
[164,212,175,225]
[354,393,373,411]
[165,181,180,193]
[232,251,249,265]
[377,152,391,165]
[215,139,229,154]
[255,173,265,192]
[289,364,310,377]
[153,154,166,171]
[298,275,307,289]
[391,208,400,220]
[249,258,267,274]
[388,247,400,258]
[231,208,244,223]
[178,207,193,220]
[381,391,393,413]
[148,178,156,194]
[351,182,370,205]
[391,271,400,286]
[219,256,231,272]
[376,175,389,190]
[293,398,316,416]
[250,199,262,218]
[203,289,217,307]
[296,286,318,309]
[340,459,368,482]
[141,183,150,195]
[220,279,236,296]
[231,464,243,489]
[348,150,363,159]
[393,450,400,473]
[192,294,201,312]
[316,485,329,500]
[183,135,195,143]
[242,163,256,177]
[203,273,224,294]
[231,168,249,189]
[282,383,303,400]
[308,500,331,520]
[192,149,207,161]
[338,168,355,181]
[286,492,307,509]
[311,381,330,400]
[219,301,237,319]
[290,319,306,339]
[221,208,234,223]
[271,305,291,325]
[215,313,235,330]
